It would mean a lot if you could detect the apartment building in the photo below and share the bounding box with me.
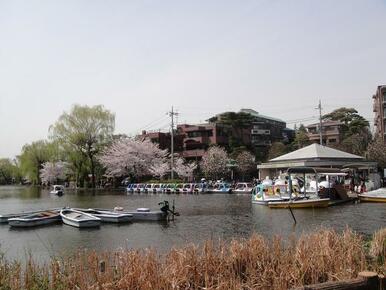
[306,120,343,146]
[373,85,386,141]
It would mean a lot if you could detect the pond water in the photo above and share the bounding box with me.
[0,186,384,261]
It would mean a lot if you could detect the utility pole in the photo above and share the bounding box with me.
[168,106,178,179]
[316,100,323,145]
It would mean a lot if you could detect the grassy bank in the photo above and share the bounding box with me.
[0,228,384,290]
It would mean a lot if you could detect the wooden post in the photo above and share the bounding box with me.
[291,271,380,290]
[358,271,379,289]
[378,274,385,290]
[99,260,106,273]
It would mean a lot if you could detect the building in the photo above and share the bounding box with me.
[176,123,231,160]
[373,85,386,141]
[239,109,288,147]
[139,131,183,152]
[306,120,343,146]
[140,108,292,161]
[257,143,377,179]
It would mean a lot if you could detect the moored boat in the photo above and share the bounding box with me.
[74,208,133,223]
[358,189,386,203]
[8,210,61,227]
[251,183,290,205]
[0,208,62,223]
[210,182,232,193]
[60,209,101,228]
[267,198,330,208]
[233,182,254,194]
[50,185,64,195]
[260,167,332,209]
[97,205,169,221]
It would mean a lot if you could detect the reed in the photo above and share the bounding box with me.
[0,228,384,290]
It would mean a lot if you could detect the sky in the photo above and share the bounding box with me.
[1,0,386,158]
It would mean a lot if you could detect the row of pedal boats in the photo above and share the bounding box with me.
[126,182,254,194]
[0,207,167,228]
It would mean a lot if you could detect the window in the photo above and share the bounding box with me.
[329,138,336,143]
[188,132,201,138]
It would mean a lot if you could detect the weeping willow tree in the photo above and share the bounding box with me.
[18,140,54,184]
[50,105,115,188]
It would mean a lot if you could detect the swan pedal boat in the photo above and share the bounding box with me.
[60,209,101,228]
[50,185,64,195]
[8,210,61,227]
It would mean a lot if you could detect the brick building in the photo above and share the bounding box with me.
[140,108,293,161]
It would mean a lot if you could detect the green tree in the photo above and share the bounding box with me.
[209,112,255,150]
[50,105,115,188]
[293,124,311,149]
[0,158,21,184]
[323,107,371,155]
[268,142,287,160]
[18,140,53,184]
[322,107,369,138]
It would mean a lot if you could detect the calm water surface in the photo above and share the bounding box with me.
[0,186,384,261]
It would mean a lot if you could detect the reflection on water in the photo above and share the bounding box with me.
[0,186,384,262]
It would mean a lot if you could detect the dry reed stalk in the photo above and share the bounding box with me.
[369,228,386,274]
[0,228,382,290]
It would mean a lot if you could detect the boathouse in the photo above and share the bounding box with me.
[257,143,377,179]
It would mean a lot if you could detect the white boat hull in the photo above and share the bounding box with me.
[0,208,61,224]
[8,214,61,228]
[124,211,166,221]
[233,190,253,194]
[75,209,133,223]
[60,209,101,228]
[62,218,101,228]
[96,208,167,221]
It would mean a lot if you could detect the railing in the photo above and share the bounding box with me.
[292,271,385,290]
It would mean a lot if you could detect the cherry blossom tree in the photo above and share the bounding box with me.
[200,146,229,180]
[174,157,197,181]
[235,151,256,180]
[40,161,68,184]
[97,138,169,179]
[366,137,386,168]
[149,162,170,179]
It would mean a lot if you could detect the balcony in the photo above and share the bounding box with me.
[251,129,270,135]
[252,140,271,146]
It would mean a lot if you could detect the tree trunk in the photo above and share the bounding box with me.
[89,154,96,188]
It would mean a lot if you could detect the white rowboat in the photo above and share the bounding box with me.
[74,208,133,223]
[60,209,101,228]
[8,210,61,227]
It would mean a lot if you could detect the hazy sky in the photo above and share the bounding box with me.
[1,0,386,158]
